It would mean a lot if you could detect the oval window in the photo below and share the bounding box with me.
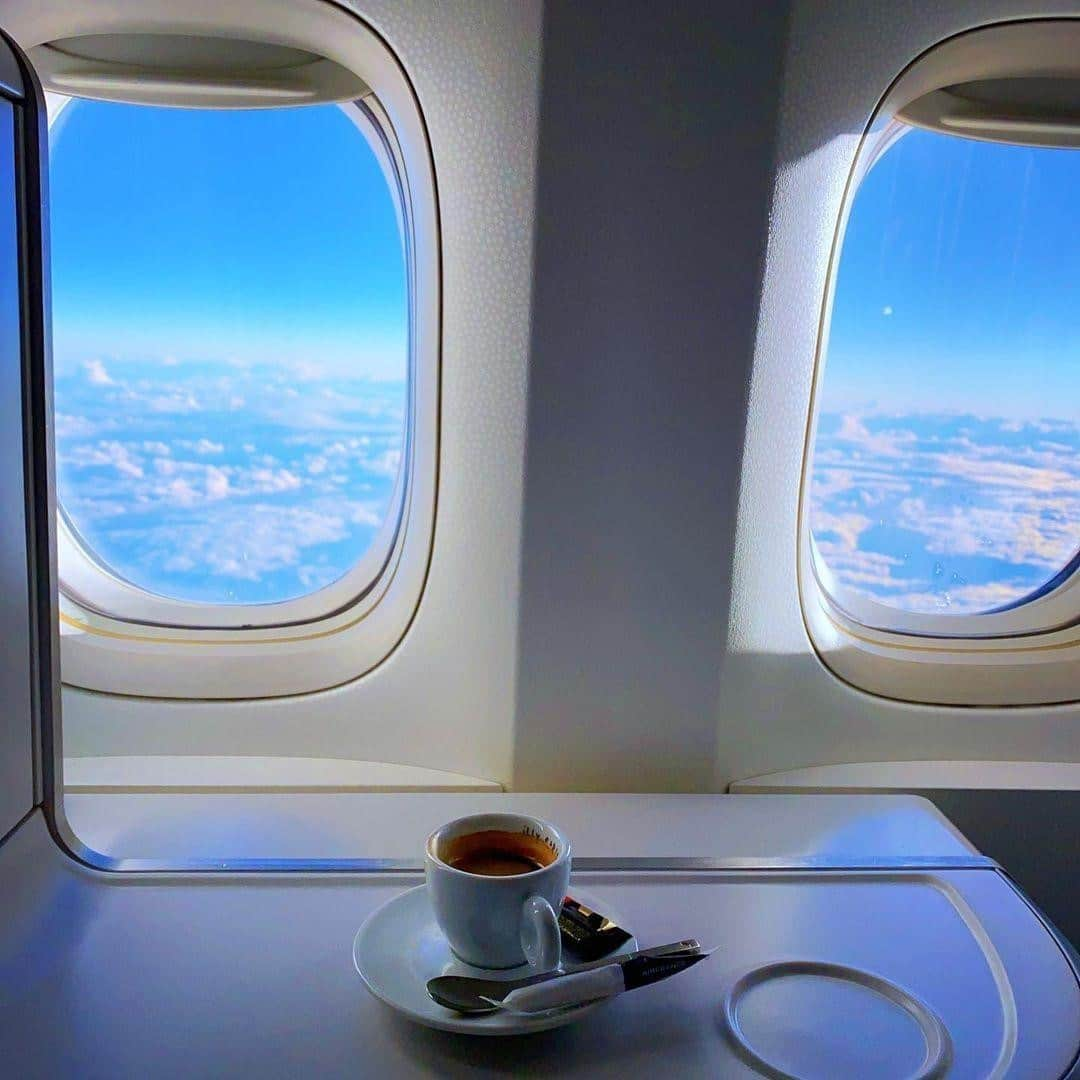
[809,125,1079,617]
[50,98,408,606]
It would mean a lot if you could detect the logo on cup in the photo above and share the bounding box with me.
[520,824,560,860]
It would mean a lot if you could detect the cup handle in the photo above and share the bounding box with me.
[520,895,562,972]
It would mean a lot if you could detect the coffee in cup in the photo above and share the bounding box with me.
[425,813,571,970]
[441,828,558,877]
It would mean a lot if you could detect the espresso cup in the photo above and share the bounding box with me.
[425,813,571,970]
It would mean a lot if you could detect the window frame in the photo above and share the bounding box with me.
[38,5,441,700]
[798,18,1080,707]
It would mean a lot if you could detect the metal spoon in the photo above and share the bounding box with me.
[427,939,701,1014]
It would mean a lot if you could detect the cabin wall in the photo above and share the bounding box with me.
[511,0,788,790]
[57,0,546,786]
[512,0,1080,791]
[710,0,1080,791]
[44,0,1080,795]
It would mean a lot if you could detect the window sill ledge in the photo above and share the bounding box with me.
[63,755,503,794]
[57,790,975,867]
[729,760,1080,793]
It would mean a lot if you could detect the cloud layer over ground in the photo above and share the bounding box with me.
[810,411,1080,615]
[56,357,406,605]
[60,360,1077,619]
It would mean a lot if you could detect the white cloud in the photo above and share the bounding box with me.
[834,415,916,458]
[298,564,338,589]
[137,503,353,583]
[933,452,1078,496]
[68,440,144,479]
[55,412,109,438]
[292,360,326,382]
[349,503,384,528]
[53,362,412,599]
[144,390,202,414]
[810,410,1080,614]
[881,305,893,316]
[814,544,905,591]
[84,359,114,386]
[882,580,1033,614]
[363,448,403,478]
[250,468,302,494]
[163,477,199,507]
[205,466,230,500]
[62,496,128,521]
[810,509,871,552]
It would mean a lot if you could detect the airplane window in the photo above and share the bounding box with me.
[49,98,407,607]
[809,126,1079,617]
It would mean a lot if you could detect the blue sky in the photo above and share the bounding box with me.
[825,128,1079,420]
[50,98,408,604]
[812,127,1079,614]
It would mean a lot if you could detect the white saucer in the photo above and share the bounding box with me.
[353,885,638,1035]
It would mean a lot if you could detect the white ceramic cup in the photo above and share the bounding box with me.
[425,813,571,970]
